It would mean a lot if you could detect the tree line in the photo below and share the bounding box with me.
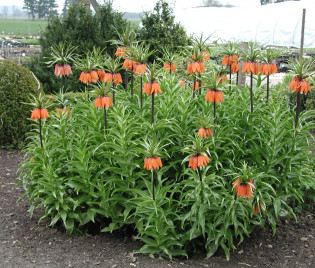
[23,0,58,19]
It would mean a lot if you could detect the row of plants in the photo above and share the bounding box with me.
[19,39,315,258]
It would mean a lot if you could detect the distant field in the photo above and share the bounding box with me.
[0,18,47,35]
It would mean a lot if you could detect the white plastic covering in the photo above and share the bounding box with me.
[174,0,315,48]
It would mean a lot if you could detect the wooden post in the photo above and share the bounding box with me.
[300,9,306,58]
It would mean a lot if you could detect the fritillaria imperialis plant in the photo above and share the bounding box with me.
[45,42,77,92]
[259,49,281,102]
[241,42,261,113]
[159,46,180,74]
[92,82,113,133]
[29,92,50,148]
[221,42,240,90]
[287,58,314,127]
[232,164,256,200]
[103,57,123,104]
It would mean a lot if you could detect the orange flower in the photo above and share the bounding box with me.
[216,74,227,84]
[90,70,99,83]
[222,54,238,66]
[231,62,240,73]
[79,72,92,84]
[197,128,212,138]
[95,96,113,108]
[188,154,210,170]
[143,82,162,95]
[56,107,70,118]
[192,81,204,91]
[144,156,163,170]
[134,63,147,75]
[253,201,263,215]
[122,59,134,71]
[97,70,106,80]
[179,80,185,86]
[115,46,128,58]
[163,63,176,72]
[54,64,73,77]
[232,178,255,200]
[202,50,210,61]
[205,89,224,103]
[289,77,311,94]
[104,73,123,85]
[31,108,50,120]
[187,61,205,74]
[242,62,259,75]
[259,63,278,75]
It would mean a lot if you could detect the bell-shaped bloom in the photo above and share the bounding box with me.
[232,178,255,200]
[259,63,278,75]
[54,64,73,77]
[253,201,263,215]
[144,156,163,170]
[56,107,70,118]
[134,63,147,75]
[104,73,123,85]
[122,59,134,71]
[31,108,50,120]
[163,63,176,72]
[242,62,259,75]
[231,62,240,73]
[289,77,311,94]
[197,128,212,138]
[187,62,205,74]
[192,81,204,91]
[90,70,99,83]
[143,82,162,95]
[222,54,238,66]
[115,46,128,58]
[188,154,210,170]
[79,72,92,84]
[205,89,224,103]
[202,50,210,61]
[95,96,113,108]
[97,70,106,80]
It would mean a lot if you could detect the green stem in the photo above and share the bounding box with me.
[295,92,301,128]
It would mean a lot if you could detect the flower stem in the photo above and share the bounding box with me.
[193,75,196,98]
[104,107,107,134]
[199,73,201,95]
[124,70,128,92]
[112,82,115,105]
[39,119,43,148]
[131,69,134,98]
[140,76,143,109]
[250,73,253,113]
[152,170,155,201]
[197,167,202,182]
[151,93,154,124]
[213,101,216,134]
[62,75,66,93]
[266,74,270,102]
[169,62,172,75]
[295,92,301,128]
[229,65,232,91]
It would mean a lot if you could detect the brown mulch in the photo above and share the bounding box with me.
[0,149,314,268]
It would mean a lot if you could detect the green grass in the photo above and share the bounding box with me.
[0,18,47,35]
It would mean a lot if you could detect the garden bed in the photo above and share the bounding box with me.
[0,149,314,267]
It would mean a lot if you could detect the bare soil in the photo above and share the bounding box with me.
[0,149,314,268]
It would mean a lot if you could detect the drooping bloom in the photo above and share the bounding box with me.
[134,63,147,75]
[192,81,204,91]
[90,70,99,83]
[259,63,278,75]
[97,69,106,80]
[103,73,123,85]
[222,54,238,66]
[253,201,263,215]
[231,62,240,73]
[188,154,210,170]
[54,64,73,77]
[197,128,212,138]
[202,50,210,61]
[31,108,50,120]
[56,107,70,118]
[143,82,162,95]
[94,96,113,108]
[122,59,134,71]
[205,89,224,103]
[187,61,205,74]
[79,72,92,84]
[232,178,255,200]
[179,80,185,86]
[163,63,176,72]
[144,156,163,170]
[289,77,311,94]
[242,62,260,75]
[115,46,128,58]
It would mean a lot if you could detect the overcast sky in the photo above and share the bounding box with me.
[0,0,172,13]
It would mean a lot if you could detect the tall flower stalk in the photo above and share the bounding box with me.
[287,58,314,127]
[259,49,281,102]
[92,82,113,133]
[29,93,50,148]
[241,42,261,113]
[45,42,77,93]
[143,63,162,124]
[104,57,123,105]
[221,42,240,90]
[232,163,256,200]
[159,47,179,75]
